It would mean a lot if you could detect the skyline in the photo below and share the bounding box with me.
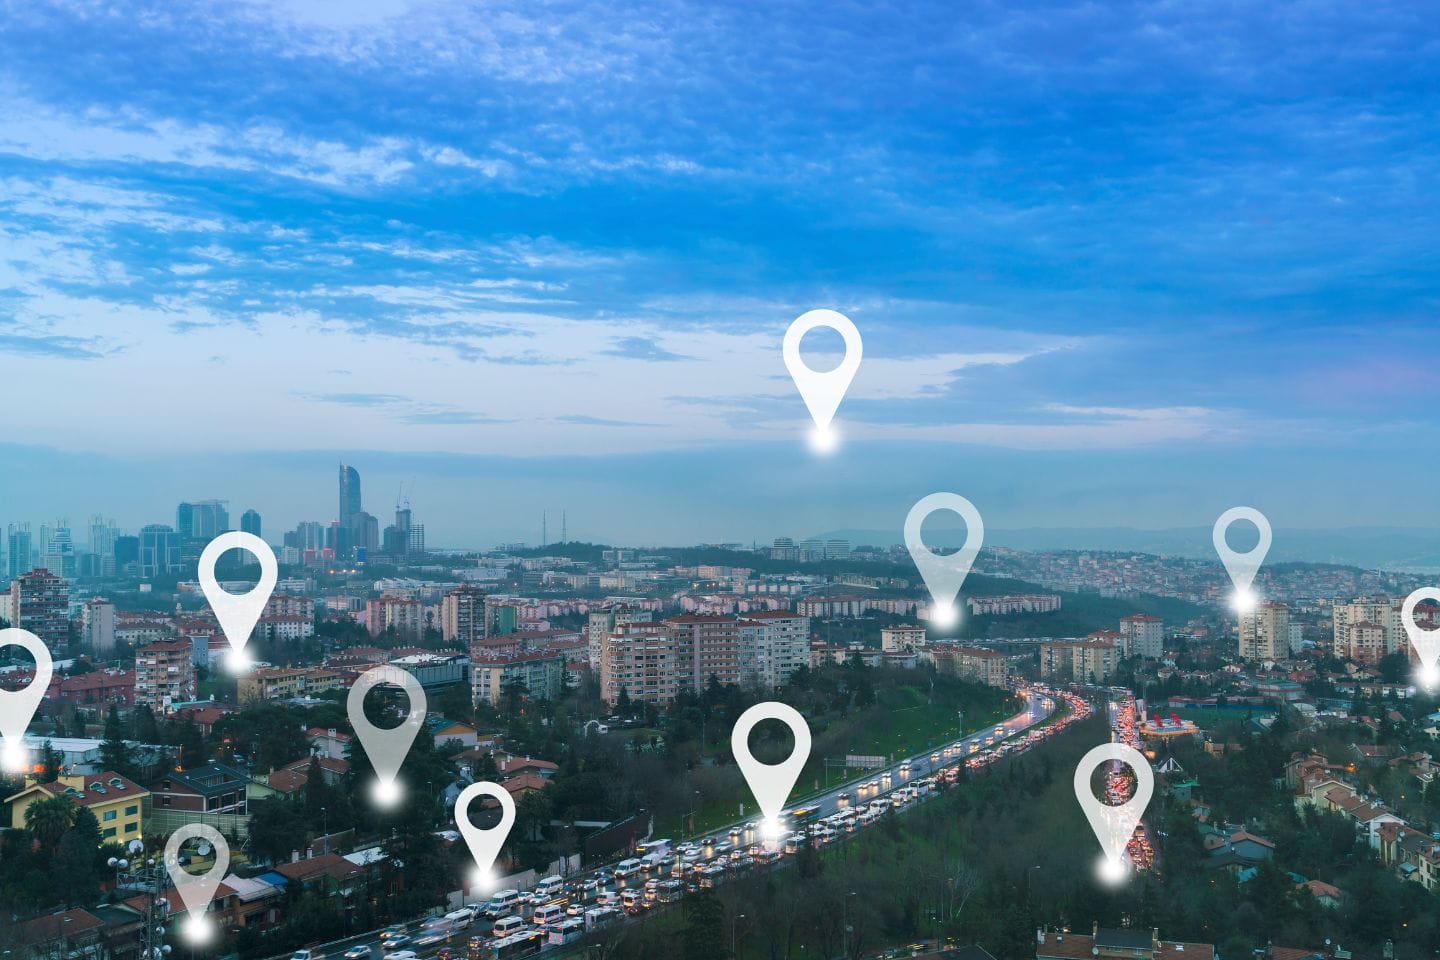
[3,2,1440,535]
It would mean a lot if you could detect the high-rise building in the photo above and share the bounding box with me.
[769,537,798,562]
[600,621,682,704]
[1039,639,1119,682]
[5,523,33,580]
[382,503,424,556]
[176,500,229,542]
[113,535,139,574]
[84,598,117,655]
[1120,614,1165,659]
[42,520,76,579]
[1333,597,1405,661]
[134,639,196,711]
[825,539,851,560]
[472,651,567,706]
[799,538,824,562]
[350,511,379,557]
[365,595,425,640]
[1239,601,1291,660]
[138,524,182,578]
[87,517,119,577]
[240,509,262,538]
[339,464,362,530]
[739,610,811,689]
[586,606,654,671]
[440,585,487,645]
[9,568,70,646]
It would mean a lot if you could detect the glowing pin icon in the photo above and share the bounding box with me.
[348,665,427,808]
[164,823,230,943]
[905,493,984,630]
[732,701,812,836]
[455,781,516,892]
[1074,742,1153,885]
[783,308,862,453]
[0,628,52,773]
[1213,507,1271,613]
[198,531,277,673]
[1402,588,1440,689]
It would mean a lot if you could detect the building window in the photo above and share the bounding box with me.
[125,822,139,833]
[103,810,117,821]
[103,827,116,837]
[125,804,138,816]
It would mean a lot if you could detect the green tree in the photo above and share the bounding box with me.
[52,807,102,906]
[247,797,307,864]
[681,888,729,960]
[38,740,62,783]
[25,793,77,851]
[99,704,135,778]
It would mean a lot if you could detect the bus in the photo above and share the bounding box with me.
[786,805,822,826]
[491,930,545,959]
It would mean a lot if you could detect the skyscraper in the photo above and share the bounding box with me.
[88,516,119,577]
[139,524,182,578]
[240,509,262,538]
[9,568,69,646]
[5,523,33,580]
[339,464,362,529]
[177,500,229,542]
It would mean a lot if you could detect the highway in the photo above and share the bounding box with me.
[264,687,1072,960]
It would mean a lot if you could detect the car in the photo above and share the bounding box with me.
[383,952,418,960]
[291,952,323,960]
[378,935,410,950]
[343,948,373,960]
[379,925,408,940]
[594,867,615,883]
[413,933,449,949]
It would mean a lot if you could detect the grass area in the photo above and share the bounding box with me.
[1169,705,1264,729]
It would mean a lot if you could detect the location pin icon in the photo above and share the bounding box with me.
[732,701,812,837]
[783,309,862,453]
[348,665,427,809]
[1074,742,1153,885]
[1213,507,1271,612]
[904,493,984,631]
[455,781,516,893]
[1402,588,1440,689]
[198,531,277,674]
[164,823,230,944]
[0,628,53,773]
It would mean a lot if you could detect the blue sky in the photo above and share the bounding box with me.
[1,1,1437,546]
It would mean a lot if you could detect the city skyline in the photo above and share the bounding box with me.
[3,3,1439,539]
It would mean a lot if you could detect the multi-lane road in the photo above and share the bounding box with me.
[268,686,1079,960]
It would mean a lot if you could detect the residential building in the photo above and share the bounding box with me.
[1333,597,1404,660]
[238,667,344,703]
[1239,601,1290,660]
[83,598,116,654]
[472,650,567,706]
[365,595,425,640]
[1119,614,1164,659]
[967,594,1062,616]
[134,639,197,711]
[741,610,811,689]
[600,620,682,704]
[8,567,69,646]
[667,614,743,688]
[1036,925,1214,960]
[150,762,250,816]
[881,625,926,652]
[1039,639,1119,683]
[6,771,148,842]
[585,605,653,671]
[925,645,1009,687]
[441,584,488,645]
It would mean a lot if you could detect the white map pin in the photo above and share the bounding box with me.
[905,493,984,630]
[1074,742,1153,884]
[783,309,862,452]
[198,531,277,674]
[732,701,812,835]
[0,628,53,773]
[1213,507,1271,612]
[1402,588,1440,688]
[164,823,230,943]
[455,781,516,893]
[348,665,427,808]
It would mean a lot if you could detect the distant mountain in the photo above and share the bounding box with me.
[812,526,1440,572]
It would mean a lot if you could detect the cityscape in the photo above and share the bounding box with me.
[3,462,1440,960]
[4,2,1439,960]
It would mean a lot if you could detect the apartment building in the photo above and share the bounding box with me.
[1119,614,1164,659]
[881,625,926,652]
[740,610,811,689]
[366,595,426,640]
[238,666,344,703]
[924,644,1009,688]
[7,772,148,843]
[134,639,197,711]
[967,594,1061,616]
[440,584,487,645]
[1039,638,1119,683]
[471,650,567,706]
[1239,601,1291,660]
[1333,597,1404,660]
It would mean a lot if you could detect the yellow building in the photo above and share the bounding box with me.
[6,771,149,843]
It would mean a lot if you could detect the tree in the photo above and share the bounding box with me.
[52,807,102,906]
[681,888,728,960]
[99,705,135,778]
[25,793,76,851]
[247,797,307,864]
[38,740,62,783]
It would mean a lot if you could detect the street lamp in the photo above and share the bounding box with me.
[731,912,746,957]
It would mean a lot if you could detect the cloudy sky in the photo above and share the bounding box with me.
[1,1,1437,547]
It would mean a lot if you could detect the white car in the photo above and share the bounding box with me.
[383,952,418,960]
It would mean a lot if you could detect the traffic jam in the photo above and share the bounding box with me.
[351,686,1091,960]
[1104,693,1155,873]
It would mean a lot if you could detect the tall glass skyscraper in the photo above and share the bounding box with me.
[339,464,362,528]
